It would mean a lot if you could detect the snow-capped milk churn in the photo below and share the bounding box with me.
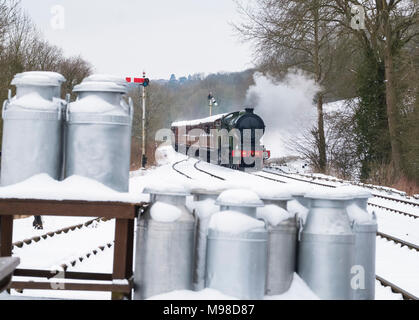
[342,186,377,300]
[206,211,268,299]
[297,189,355,300]
[287,184,312,224]
[215,189,264,217]
[134,184,195,300]
[64,76,132,191]
[205,189,267,299]
[190,187,225,291]
[256,187,296,295]
[1,72,66,186]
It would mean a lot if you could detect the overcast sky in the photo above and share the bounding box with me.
[20,0,254,80]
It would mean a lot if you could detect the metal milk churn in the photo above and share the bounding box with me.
[297,189,355,300]
[205,209,268,299]
[256,190,297,295]
[1,72,66,186]
[83,74,128,87]
[215,189,264,217]
[342,186,377,300]
[134,186,195,300]
[64,77,133,191]
[13,71,66,99]
[287,184,312,223]
[190,187,224,291]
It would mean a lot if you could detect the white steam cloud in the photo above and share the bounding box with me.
[246,71,320,158]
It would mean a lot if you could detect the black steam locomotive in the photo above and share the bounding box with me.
[171,108,270,170]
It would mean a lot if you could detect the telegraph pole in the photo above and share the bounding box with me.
[125,73,149,168]
[141,71,147,168]
[208,92,217,116]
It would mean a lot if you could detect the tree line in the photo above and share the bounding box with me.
[128,70,256,169]
[233,0,418,190]
[0,0,92,148]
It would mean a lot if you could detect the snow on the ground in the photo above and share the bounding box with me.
[5,145,418,300]
[372,207,419,245]
[154,144,188,166]
[148,288,238,300]
[368,196,419,216]
[10,244,115,300]
[148,273,319,300]
[271,159,311,174]
[375,280,403,300]
[12,216,95,243]
[13,219,114,270]
[376,236,419,297]
[284,169,418,203]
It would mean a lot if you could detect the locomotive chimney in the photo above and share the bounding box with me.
[245,107,254,114]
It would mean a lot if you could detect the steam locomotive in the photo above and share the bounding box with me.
[171,108,270,170]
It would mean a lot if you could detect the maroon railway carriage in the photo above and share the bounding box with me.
[171,108,270,170]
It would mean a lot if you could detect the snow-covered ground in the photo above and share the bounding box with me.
[376,237,419,297]
[2,145,416,300]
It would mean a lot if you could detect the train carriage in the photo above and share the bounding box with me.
[171,108,269,170]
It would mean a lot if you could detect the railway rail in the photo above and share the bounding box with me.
[262,169,419,219]
[267,167,419,207]
[376,232,419,252]
[12,218,103,249]
[172,159,193,180]
[376,275,418,300]
[194,161,225,181]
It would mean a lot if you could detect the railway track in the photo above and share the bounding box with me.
[172,159,193,179]
[191,163,419,299]
[12,218,103,249]
[11,218,116,293]
[193,161,225,180]
[376,232,419,252]
[376,275,418,300]
[267,167,419,207]
[262,169,419,219]
[173,162,419,221]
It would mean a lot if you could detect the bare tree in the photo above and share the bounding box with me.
[331,0,418,176]
[234,0,345,172]
[58,55,93,99]
[128,82,175,167]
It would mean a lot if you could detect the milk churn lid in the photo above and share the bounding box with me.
[209,210,266,235]
[190,187,226,196]
[215,189,264,207]
[252,184,292,201]
[143,182,191,197]
[83,74,127,87]
[304,187,356,200]
[73,81,128,93]
[14,71,66,83]
[11,72,62,87]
